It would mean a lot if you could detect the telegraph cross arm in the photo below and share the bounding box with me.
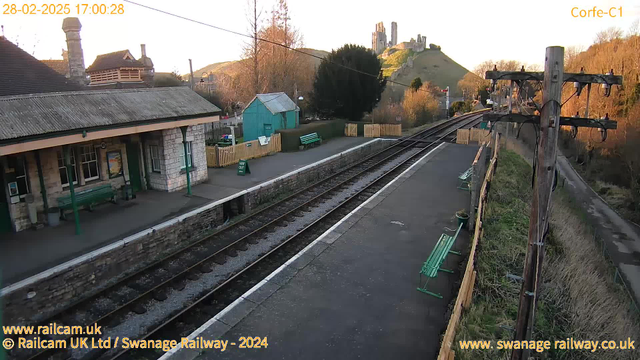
[485,71,623,85]
[483,113,617,129]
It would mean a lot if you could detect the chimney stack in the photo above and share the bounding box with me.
[141,44,146,58]
[62,17,88,85]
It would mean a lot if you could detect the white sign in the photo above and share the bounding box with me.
[258,136,270,146]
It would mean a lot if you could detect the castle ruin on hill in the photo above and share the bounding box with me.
[371,21,427,55]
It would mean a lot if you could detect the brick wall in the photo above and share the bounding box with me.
[1,139,393,325]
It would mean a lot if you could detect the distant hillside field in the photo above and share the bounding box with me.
[381,49,470,100]
[193,48,329,77]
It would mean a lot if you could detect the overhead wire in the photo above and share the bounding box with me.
[123,0,429,93]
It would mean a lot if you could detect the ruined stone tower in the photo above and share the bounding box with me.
[390,22,397,47]
[62,17,88,85]
[371,22,387,55]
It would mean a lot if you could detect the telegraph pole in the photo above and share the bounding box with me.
[511,46,563,360]
[483,47,623,360]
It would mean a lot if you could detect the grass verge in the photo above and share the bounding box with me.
[454,150,640,360]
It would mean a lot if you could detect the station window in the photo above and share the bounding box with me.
[150,145,162,173]
[7,155,30,199]
[79,145,100,181]
[57,149,78,187]
[180,142,193,169]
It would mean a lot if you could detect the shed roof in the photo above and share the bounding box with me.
[0,37,85,96]
[86,50,146,72]
[249,92,298,115]
[0,87,220,142]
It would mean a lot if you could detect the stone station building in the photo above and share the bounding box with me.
[0,87,220,233]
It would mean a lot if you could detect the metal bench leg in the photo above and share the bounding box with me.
[417,276,444,298]
[417,287,443,299]
[448,250,462,255]
[438,268,454,274]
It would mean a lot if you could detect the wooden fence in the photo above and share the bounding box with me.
[437,133,500,360]
[206,133,281,168]
[345,123,358,137]
[363,124,402,137]
[456,128,491,145]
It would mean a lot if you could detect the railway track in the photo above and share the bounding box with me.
[10,111,485,360]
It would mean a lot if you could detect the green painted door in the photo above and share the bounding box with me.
[0,169,11,233]
[126,143,142,192]
[263,123,273,137]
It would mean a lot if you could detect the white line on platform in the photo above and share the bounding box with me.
[159,142,446,359]
[1,139,392,298]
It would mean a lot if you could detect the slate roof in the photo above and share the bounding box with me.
[0,37,85,96]
[250,92,298,115]
[86,50,146,72]
[41,59,69,76]
[0,87,221,142]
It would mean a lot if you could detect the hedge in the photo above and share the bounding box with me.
[277,119,346,152]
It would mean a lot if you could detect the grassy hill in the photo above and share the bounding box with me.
[381,49,470,100]
[193,48,329,77]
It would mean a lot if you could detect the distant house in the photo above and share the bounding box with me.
[86,46,154,88]
[0,37,84,96]
[41,50,70,77]
[0,33,220,234]
[242,93,299,141]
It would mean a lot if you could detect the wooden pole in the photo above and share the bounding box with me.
[511,46,564,360]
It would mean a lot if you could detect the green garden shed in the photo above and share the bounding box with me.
[242,92,299,141]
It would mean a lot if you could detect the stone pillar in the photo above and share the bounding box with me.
[62,17,88,85]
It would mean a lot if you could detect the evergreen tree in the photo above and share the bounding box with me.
[311,44,386,121]
[410,77,423,92]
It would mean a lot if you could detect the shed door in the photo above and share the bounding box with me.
[263,123,273,137]
[0,167,12,233]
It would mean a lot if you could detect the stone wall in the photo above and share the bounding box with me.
[1,139,393,325]
[162,125,208,192]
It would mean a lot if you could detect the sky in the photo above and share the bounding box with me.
[2,0,639,75]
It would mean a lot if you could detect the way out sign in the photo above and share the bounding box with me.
[237,159,251,176]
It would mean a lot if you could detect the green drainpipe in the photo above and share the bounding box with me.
[180,127,192,196]
[35,150,48,212]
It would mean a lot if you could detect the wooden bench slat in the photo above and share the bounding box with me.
[417,223,464,298]
[300,132,322,145]
[57,185,115,210]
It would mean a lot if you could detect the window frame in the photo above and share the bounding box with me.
[8,155,30,199]
[57,149,78,188]
[179,142,193,169]
[79,144,100,182]
[150,145,162,173]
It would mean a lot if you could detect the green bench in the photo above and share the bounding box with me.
[57,184,117,219]
[457,167,473,190]
[417,223,463,298]
[300,133,322,148]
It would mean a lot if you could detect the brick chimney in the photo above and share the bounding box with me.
[139,44,154,86]
[62,17,88,85]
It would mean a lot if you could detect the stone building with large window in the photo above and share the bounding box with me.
[0,86,220,233]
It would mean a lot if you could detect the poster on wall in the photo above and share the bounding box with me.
[107,151,123,179]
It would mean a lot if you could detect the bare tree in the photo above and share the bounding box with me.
[244,0,262,95]
[628,19,640,38]
[594,27,623,44]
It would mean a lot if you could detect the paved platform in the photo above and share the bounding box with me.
[169,143,479,360]
[0,137,372,285]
